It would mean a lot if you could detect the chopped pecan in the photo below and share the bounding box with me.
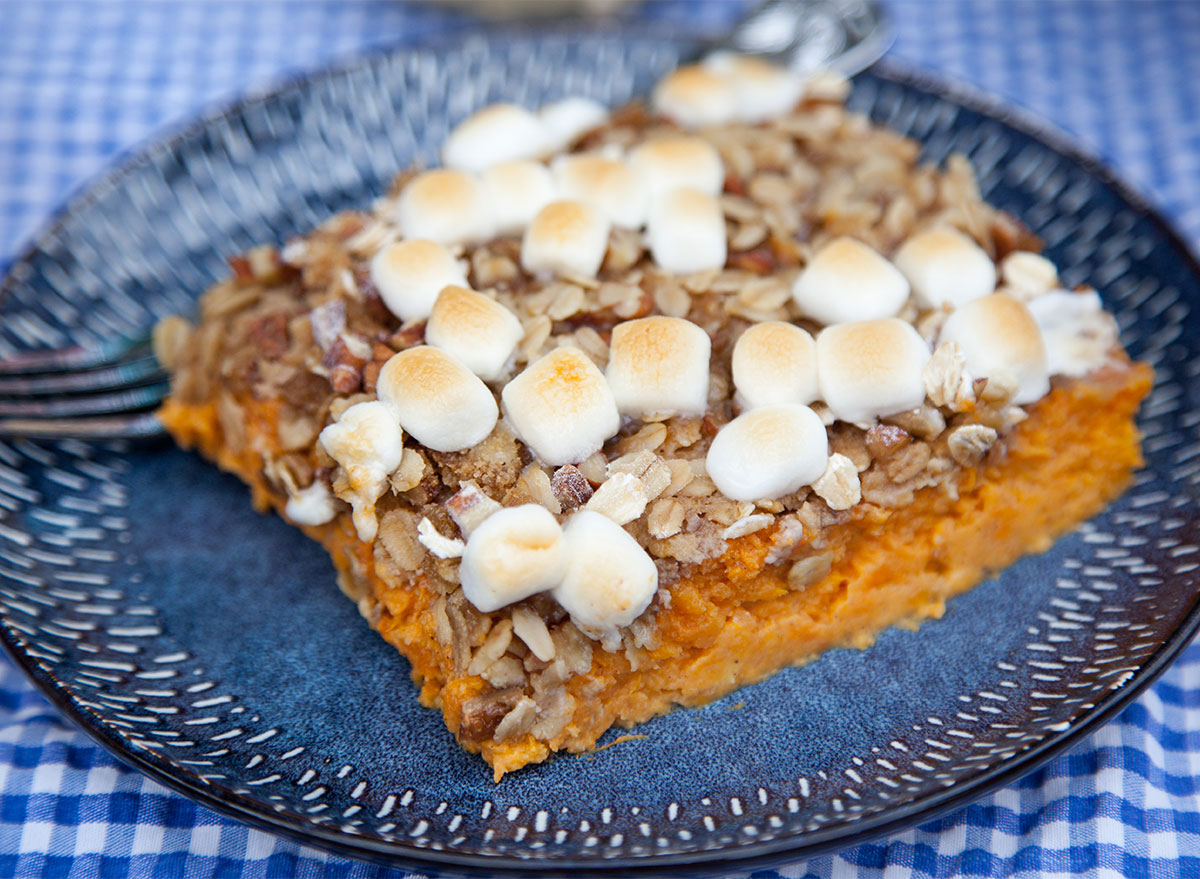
[322,335,369,393]
[551,465,593,509]
[729,246,776,274]
[247,312,289,359]
[865,423,911,460]
[459,687,523,743]
[388,321,425,350]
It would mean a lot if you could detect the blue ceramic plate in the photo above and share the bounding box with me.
[1,32,1198,877]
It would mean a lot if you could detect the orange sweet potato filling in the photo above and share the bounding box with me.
[159,360,1152,779]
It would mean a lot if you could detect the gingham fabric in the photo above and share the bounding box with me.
[2,1,1199,876]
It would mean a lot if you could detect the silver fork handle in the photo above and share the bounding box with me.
[704,0,891,75]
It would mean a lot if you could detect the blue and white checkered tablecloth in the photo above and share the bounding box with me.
[2,1,1199,876]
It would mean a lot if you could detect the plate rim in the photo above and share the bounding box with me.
[1,38,1199,875]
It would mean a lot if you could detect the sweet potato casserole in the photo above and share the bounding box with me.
[155,55,1153,779]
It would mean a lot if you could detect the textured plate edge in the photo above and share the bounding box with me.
[0,49,1197,877]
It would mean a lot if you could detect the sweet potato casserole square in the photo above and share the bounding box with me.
[155,56,1152,779]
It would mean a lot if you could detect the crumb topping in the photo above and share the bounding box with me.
[160,56,1127,689]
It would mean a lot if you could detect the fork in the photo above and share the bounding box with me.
[0,334,169,440]
[0,0,889,442]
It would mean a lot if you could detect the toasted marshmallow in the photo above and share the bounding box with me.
[396,169,493,245]
[732,321,819,410]
[442,103,549,172]
[369,239,468,322]
[1000,250,1059,298]
[652,64,738,128]
[628,136,724,199]
[425,286,524,381]
[539,97,608,151]
[893,227,997,309]
[481,160,556,236]
[647,187,727,275]
[706,404,829,501]
[606,316,711,418]
[376,346,498,452]
[521,200,611,279]
[460,504,567,613]
[552,154,649,229]
[318,401,404,541]
[816,319,931,423]
[284,482,336,527]
[792,237,911,325]
[502,347,620,466]
[554,510,658,633]
[703,52,805,123]
[939,294,1049,405]
[1028,290,1116,378]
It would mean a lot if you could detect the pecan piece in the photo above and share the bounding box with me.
[865,423,911,460]
[551,465,593,509]
[247,312,289,359]
[459,687,523,743]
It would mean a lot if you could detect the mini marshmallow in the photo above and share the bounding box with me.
[939,294,1049,405]
[460,504,568,613]
[1027,289,1116,378]
[628,136,724,199]
[706,404,829,501]
[646,187,727,275]
[481,160,556,235]
[284,482,336,527]
[703,51,805,123]
[417,517,465,559]
[501,346,620,466]
[442,103,549,172]
[376,346,498,452]
[318,400,404,541]
[816,318,931,423]
[369,239,468,322]
[554,510,658,633]
[552,154,649,229]
[731,321,819,410]
[396,169,493,245]
[521,199,611,279]
[425,286,524,381]
[606,316,711,418]
[893,227,997,309]
[539,97,608,151]
[652,64,738,129]
[792,237,911,325]
[1001,250,1059,298]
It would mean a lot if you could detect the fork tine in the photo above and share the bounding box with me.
[0,355,165,395]
[0,412,164,440]
[0,382,169,418]
[0,335,152,375]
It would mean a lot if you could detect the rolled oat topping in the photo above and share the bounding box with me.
[164,55,1129,653]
